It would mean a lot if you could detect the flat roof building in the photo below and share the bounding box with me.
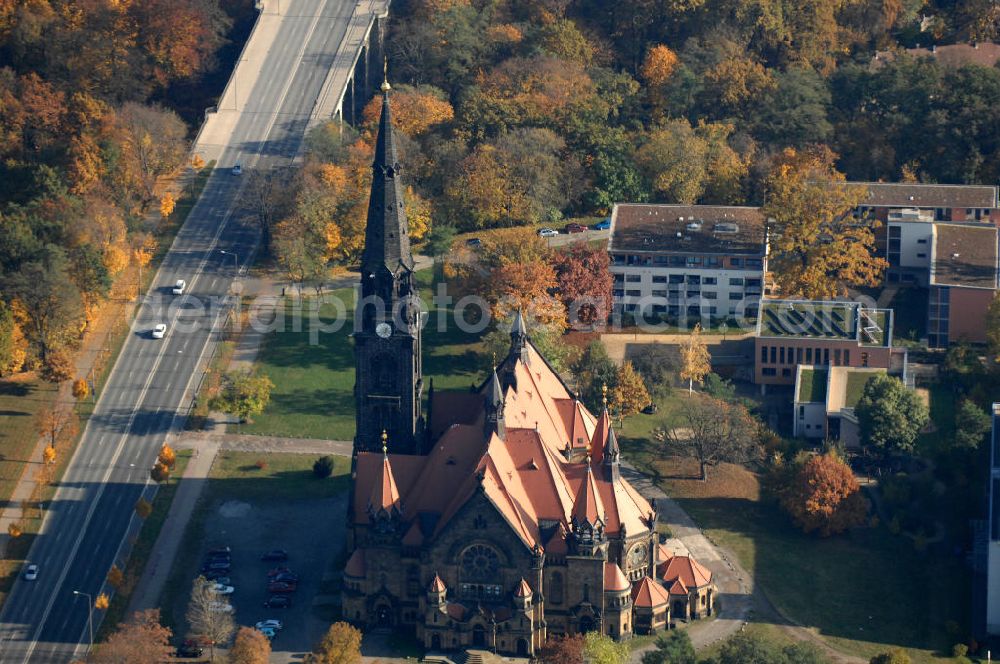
[754,299,902,386]
[608,204,768,326]
[927,223,1000,347]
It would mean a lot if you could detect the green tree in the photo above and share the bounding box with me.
[211,371,275,423]
[5,244,83,362]
[955,399,991,449]
[855,374,929,456]
[583,632,629,664]
[640,630,695,664]
[571,340,619,412]
[313,455,335,479]
[703,373,736,402]
[752,67,833,147]
[986,290,1000,359]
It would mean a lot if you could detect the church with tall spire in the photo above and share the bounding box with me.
[344,81,716,656]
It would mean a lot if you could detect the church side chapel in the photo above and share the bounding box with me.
[343,80,717,656]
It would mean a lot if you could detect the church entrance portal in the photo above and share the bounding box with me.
[579,616,595,633]
[375,604,393,628]
[431,634,442,650]
[517,639,529,656]
[473,625,486,647]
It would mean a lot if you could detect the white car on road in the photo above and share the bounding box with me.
[23,564,38,581]
[231,162,243,176]
[537,228,559,237]
[172,279,186,295]
[255,619,283,631]
[151,324,167,339]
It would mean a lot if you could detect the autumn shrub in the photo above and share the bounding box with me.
[313,455,335,479]
[254,459,267,470]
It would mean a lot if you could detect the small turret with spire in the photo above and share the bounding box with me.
[484,367,506,439]
[570,446,607,557]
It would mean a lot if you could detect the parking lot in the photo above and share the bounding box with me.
[167,491,347,659]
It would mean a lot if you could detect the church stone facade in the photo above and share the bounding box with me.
[344,84,716,656]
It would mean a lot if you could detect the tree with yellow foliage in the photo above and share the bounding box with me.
[43,445,56,465]
[613,361,650,420]
[361,84,455,137]
[159,192,175,218]
[8,523,22,538]
[679,324,711,393]
[157,443,176,469]
[102,244,129,276]
[763,147,886,299]
[107,565,125,589]
[95,593,110,610]
[192,154,205,170]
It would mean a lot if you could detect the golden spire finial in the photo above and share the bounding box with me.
[601,383,608,408]
[381,58,391,93]
[585,443,592,465]
[381,430,388,454]
[492,351,497,368]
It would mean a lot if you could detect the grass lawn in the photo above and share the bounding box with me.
[0,378,59,506]
[245,272,487,441]
[625,449,969,664]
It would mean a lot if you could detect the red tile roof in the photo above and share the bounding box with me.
[604,563,631,592]
[351,337,654,552]
[571,463,605,526]
[656,543,673,565]
[345,549,365,578]
[632,576,670,608]
[515,578,533,597]
[660,555,713,588]
[667,578,688,595]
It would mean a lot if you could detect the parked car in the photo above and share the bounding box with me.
[260,550,288,562]
[208,546,231,555]
[23,564,38,581]
[592,218,612,230]
[176,644,204,658]
[263,595,291,609]
[171,279,186,295]
[211,584,235,595]
[641,403,658,415]
[255,619,283,631]
[151,323,167,339]
[537,228,558,238]
[208,601,233,613]
[201,561,231,573]
[210,576,231,586]
[231,162,242,176]
[257,626,277,640]
[272,572,299,583]
[564,223,587,233]
[204,569,229,581]
[266,567,292,578]
[465,237,482,248]
[267,581,297,594]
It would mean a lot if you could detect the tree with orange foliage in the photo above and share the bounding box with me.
[641,45,679,87]
[780,452,869,536]
[72,378,89,400]
[94,593,110,611]
[361,84,455,137]
[192,154,206,170]
[487,261,566,330]
[43,446,56,465]
[39,349,74,383]
[763,147,886,299]
[90,608,172,664]
[229,626,272,664]
[150,462,170,483]
[107,565,125,589]
[157,443,176,469]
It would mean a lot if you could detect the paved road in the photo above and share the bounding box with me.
[0,1,365,661]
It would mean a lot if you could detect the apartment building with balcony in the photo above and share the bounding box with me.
[608,204,768,325]
[754,299,905,387]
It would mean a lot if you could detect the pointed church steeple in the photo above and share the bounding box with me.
[570,449,607,557]
[602,425,621,482]
[353,74,424,456]
[361,78,414,275]
[368,431,402,532]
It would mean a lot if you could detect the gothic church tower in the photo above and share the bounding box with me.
[353,80,423,455]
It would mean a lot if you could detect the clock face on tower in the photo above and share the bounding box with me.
[375,322,392,338]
